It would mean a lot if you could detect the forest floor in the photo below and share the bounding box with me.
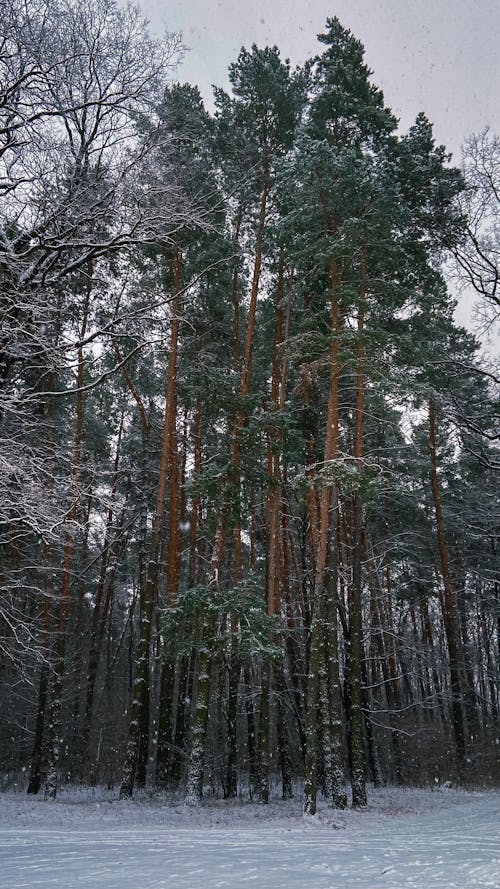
[0,784,499,888]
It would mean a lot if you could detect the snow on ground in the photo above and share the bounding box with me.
[1,785,499,889]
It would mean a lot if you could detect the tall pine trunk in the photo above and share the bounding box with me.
[428,399,466,779]
[347,257,367,808]
[185,614,212,805]
[304,254,343,815]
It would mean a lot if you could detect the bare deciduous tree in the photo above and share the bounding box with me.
[454,129,500,328]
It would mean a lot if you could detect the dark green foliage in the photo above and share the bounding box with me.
[161,582,285,663]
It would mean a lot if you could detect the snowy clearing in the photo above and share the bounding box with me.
[1,786,499,889]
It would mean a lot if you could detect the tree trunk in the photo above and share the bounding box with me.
[27,665,49,795]
[45,263,91,800]
[324,505,347,808]
[120,243,181,799]
[188,402,203,586]
[27,516,53,795]
[304,253,343,815]
[348,259,367,809]
[258,657,271,804]
[428,399,466,779]
[275,660,293,800]
[155,658,176,788]
[185,616,212,805]
[245,665,258,798]
[224,636,240,799]
[80,421,124,777]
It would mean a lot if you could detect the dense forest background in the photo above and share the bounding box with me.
[0,0,498,811]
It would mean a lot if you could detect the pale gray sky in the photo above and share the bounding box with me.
[142,0,499,160]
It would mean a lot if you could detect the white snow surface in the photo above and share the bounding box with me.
[1,785,499,888]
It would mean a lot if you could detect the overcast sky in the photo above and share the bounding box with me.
[142,0,499,161]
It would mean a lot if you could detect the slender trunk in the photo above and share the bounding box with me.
[70,491,92,776]
[80,422,124,775]
[148,375,181,788]
[348,257,367,808]
[120,542,158,798]
[324,500,347,808]
[301,362,320,562]
[185,615,212,805]
[224,633,240,799]
[479,591,499,727]
[275,660,293,800]
[166,417,181,604]
[188,402,203,586]
[28,370,54,795]
[382,562,404,781]
[303,608,321,814]
[419,591,445,729]
[455,561,480,741]
[266,247,286,616]
[45,263,91,799]
[304,253,342,815]
[428,399,466,779]
[244,665,258,798]
[348,498,367,807]
[120,244,181,799]
[231,203,244,373]
[258,657,271,804]
[282,484,307,761]
[258,249,287,801]
[173,652,195,785]
[155,659,176,788]
[27,664,49,795]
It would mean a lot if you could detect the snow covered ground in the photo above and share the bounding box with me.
[1,785,499,888]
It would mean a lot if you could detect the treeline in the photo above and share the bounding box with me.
[0,0,498,810]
